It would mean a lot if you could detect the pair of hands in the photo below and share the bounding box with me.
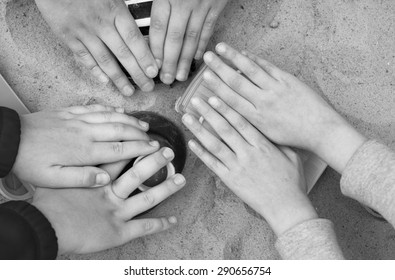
[12,104,185,255]
[35,0,228,95]
[183,43,366,236]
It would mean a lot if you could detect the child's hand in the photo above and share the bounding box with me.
[150,0,229,84]
[202,43,367,173]
[182,97,317,236]
[32,147,185,255]
[12,104,159,188]
[35,0,158,96]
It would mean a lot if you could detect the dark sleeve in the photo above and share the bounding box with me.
[0,201,58,259]
[0,107,21,178]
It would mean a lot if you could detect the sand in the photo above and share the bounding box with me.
[0,0,394,259]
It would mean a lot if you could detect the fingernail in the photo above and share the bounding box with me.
[208,97,220,108]
[203,52,214,62]
[149,140,159,147]
[162,148,174,159]
[173,174,185,185]
[115,107,125,113]
[176,70,188,81]
[123,85,135,96]
[96,173,110,186]
[216,43,226,53]
[139,120,149,129]
[155,59,162,69]
[146,66,158,78]
[162,73,174,85]
[191,97,200,106]
[141,82,154,92]
[99,74,109,83]
[182,114,194,125]
[203,71,213,81]
[169,216,177,224]
[195,51,203,60]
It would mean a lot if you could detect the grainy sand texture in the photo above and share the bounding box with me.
[0,0,394,259]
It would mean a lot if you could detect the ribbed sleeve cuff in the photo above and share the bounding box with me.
[275,219,344,260]
[340,140,395,225]
[0,107,21,178]
[1,201,58,259]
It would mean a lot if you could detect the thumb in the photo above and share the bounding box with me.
[49,166,111,188]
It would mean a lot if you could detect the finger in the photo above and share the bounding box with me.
[47,166,111,188]
[98,29,154,93]
[175,10,208,81]
[149,0,171,69]
[88,123,149,142]
[202,69,255,114]
[190,97,247,151]
[195,10,221,60]
[121,174,185,219]
[99,160,130,181]
[73,111,149,131]
[124,216,177,240]
[188,139,228,176]
[279,146,300,163]
[111,147,174,199]
[204,51,259,102]
[207,96,267,147]
[182,113,235,165]
[68,39,110,84]
[242,50,284,81]
[64,104,120,115]
[160,7,191,84]
[81,34,135,96]
[215,43,277,89]
[115,8,158,79]
[91,140,160,163]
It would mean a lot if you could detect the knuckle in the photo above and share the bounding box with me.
[135,49,150,63]
[112,123,125,134]
[112,142,124,155]
[129,168,141,182]
[110,72,126,84]
[101,111,113,122]
[234,116,248,131]
[245,63,260,77]
[117,45,132,59]
[209,141,223,155]
[218,123,233,136]
[125,28,141,44]
[97,52,113,65]
[229,76,243,90]
[75,48,90,59]
[186,29,200,41]
[167,30,184,42]
[151,18,166,32]
[143,220,154,232]
[143,192,155,206]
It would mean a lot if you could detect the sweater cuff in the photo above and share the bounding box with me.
[0,201,58,259]
[275,218,344,259]
[0,107,21,178]
[340,140,395,225]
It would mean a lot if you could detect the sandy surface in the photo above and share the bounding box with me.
[0,0,394,259]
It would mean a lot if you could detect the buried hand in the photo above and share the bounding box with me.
[182,97,318,236]
[35,0,158,95]
[32,147,186,255]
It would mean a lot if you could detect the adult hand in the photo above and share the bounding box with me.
[202,43,367,173]
[182,97,317,236]
[32,147,185,255]
[12,104,159,188]
[150,0,229,84]
[35,0,158,95]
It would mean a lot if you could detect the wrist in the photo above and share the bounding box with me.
[312,117,367,174]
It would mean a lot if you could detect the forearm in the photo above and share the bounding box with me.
[311,116,367,174]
